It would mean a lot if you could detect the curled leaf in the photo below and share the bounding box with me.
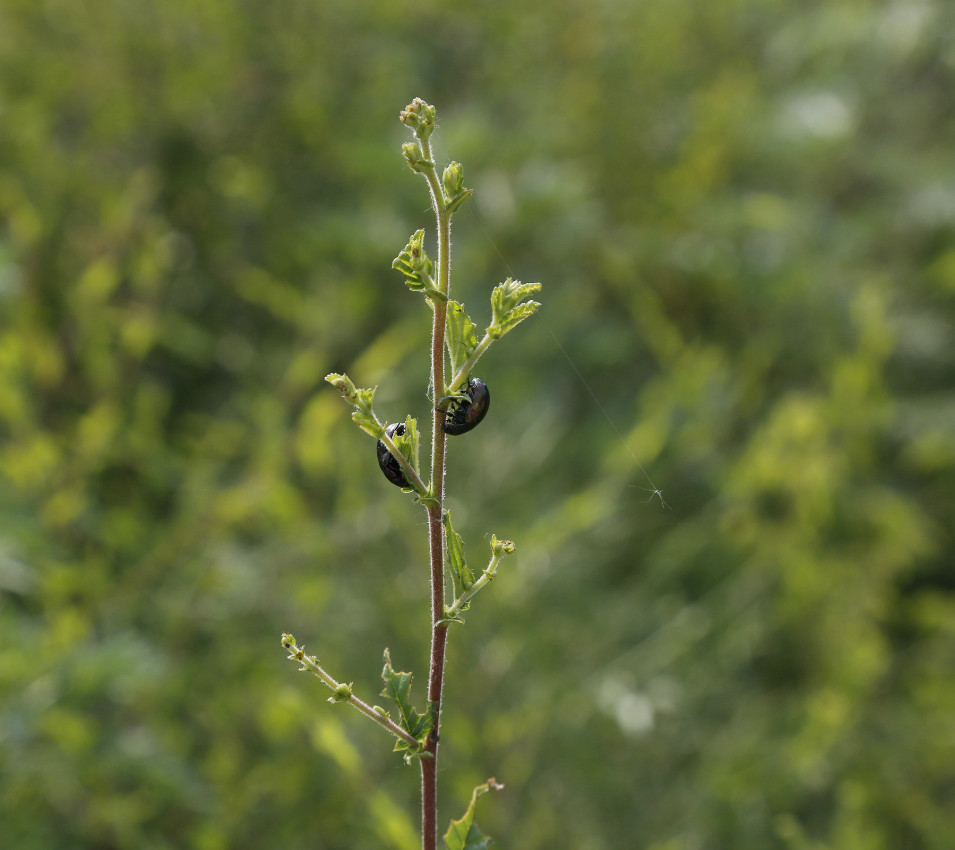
[446,301,479,380]
[393,230,445,301]
[443,510,474,595]
[443,778,504,850]
[380,649,435,762]
[325,373,383,438]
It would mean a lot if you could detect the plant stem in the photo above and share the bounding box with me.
[421,136,451,850]
[443,550,505,621]
[447,332,494,393]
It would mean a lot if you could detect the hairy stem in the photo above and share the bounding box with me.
[419,133,452,850]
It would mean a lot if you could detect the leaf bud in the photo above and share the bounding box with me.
[442,161,464,198]
[399,97,436,141]
[329,682,353,703]
[324,373,357,401]
[402,141,433,173]
[491,535,516,557]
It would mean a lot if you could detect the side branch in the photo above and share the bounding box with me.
[280,634,419,750]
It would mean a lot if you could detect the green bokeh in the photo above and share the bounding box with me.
[1,1,953,848]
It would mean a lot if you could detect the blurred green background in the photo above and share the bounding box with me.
[1,0,953,848]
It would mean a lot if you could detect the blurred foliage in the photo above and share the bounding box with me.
[1,0,954,848]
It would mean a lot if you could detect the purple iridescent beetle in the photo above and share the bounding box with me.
[377,422,410,488]
[440,378,490,436]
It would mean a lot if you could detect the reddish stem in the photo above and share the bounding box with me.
[420,186,451,848]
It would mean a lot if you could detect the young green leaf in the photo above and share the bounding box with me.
[325,373,382,438]
[443,510,474,597]
[443,779,504,850]
[441,161,473,214]
[487,278,542,340]
[401,141,434,173]
[380,649,434,762]
[394,414,420,481]
[442,161,464,199]
[441,534,517,625]
[446,301,479,379]
[392,229,446,301]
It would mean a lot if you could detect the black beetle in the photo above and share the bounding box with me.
[440,378,490,436]
[377,422,410,488]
